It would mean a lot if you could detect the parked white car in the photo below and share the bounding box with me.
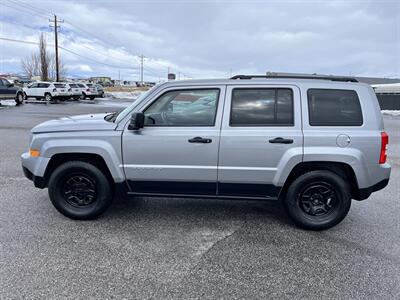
[65,83,83,100]
[22,82,69,102]
[78,83,97,100]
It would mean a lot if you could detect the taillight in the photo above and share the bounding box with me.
[86,88,90,91]
[53,88,57,92]
[379,131,389,164]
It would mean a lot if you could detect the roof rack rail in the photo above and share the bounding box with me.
[230,74,358,82]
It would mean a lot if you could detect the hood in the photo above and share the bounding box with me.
[31,113,117,133]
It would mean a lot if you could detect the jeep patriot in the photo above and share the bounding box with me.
[21,74,391,230]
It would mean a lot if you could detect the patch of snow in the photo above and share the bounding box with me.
[105,91,144,99]
[0,100,17,106]
[381,110,400,117]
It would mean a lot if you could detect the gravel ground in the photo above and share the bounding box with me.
[0,101,399,299]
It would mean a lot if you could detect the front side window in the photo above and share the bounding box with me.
[144,89,220,126]
[230,88,294,126]
[29,83,38,88]
[307,89,363,126]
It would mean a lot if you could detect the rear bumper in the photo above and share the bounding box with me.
[354,178,390,200]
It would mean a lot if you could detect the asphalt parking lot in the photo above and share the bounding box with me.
[0,100,399,299]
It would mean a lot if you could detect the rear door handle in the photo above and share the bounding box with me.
[269,137,294,144]
[188,136,212,143]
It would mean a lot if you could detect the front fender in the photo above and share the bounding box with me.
[40,139,125,182]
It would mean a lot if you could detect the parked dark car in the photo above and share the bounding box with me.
[0,78,23,104]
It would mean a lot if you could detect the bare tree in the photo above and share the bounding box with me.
[21,52,40,78]
[48,53,67,81]
[39,33,49,81]
[20,33,67,81]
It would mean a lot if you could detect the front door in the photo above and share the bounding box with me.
[218,85,303,198]
[122,86,226,196]
[26,83,38,97]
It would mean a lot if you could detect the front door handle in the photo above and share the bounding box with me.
[188,136,212,143]
[269,137,294,144]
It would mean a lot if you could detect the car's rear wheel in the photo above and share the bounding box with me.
[44,93,52,102]
[48,161,113,220]
[15,92,24,105]
[283,170,351,230]
[73,96,80,100]
[89,96,96,100]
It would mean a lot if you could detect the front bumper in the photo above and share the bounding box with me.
[21,152,50,188]
[22,166,46,188]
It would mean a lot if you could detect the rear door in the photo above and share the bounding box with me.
[218,85,303,198]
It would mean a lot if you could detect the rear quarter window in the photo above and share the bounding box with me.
[307,89,363,126]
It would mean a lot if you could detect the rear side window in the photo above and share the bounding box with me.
[307,89,363,126]
[54,84,66,88]
[38,83,50,88]
[230,88,294,126]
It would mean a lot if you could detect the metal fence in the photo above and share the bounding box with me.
[376,94,400,110]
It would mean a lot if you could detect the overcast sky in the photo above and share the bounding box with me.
[0,0,399,81]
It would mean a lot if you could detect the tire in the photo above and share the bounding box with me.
[73,96,80,101]
[48,161,113,220]
[283,170,351,230]
[15,92,24,105]
[89,96,96,100]
[44,93,52,102]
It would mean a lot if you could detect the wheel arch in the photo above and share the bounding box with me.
[43,153,115,188]
[279,161,360,200]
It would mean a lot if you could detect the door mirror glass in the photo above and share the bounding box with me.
[128,112,145,130]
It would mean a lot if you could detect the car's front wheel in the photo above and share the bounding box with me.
[48,161,113,220]
[283,170,351,230]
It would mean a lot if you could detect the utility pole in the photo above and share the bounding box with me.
[139,54,145,86]
[49,15,63,82]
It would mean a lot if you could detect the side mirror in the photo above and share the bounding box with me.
[128,112,145,130]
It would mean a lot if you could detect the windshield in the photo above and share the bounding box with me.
[114,89,153,123]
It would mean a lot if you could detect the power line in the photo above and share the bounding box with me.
[2,1,48,19]
[3,0,172,76]
[7,0,54,18]
[0,37,137,70]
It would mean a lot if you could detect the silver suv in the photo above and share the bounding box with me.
[21,74,391,230]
